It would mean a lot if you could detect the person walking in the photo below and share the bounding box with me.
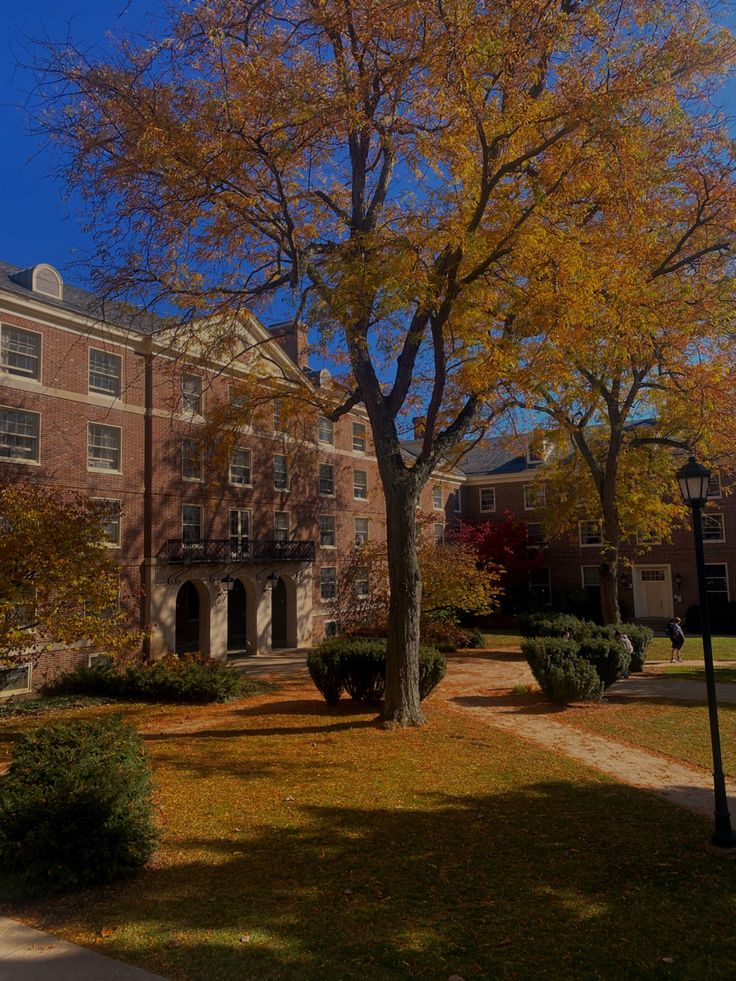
[667,616,685,663]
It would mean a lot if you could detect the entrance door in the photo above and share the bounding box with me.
[271,577,288,649]
[227,579,247,652]
[175,581,200,653]
[634,567,673,618]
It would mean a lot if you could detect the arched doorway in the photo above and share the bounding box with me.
[227,579,248,653]
[175,581,201,653]
[271,577,288,649]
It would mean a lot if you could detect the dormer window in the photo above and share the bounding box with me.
[33,264,63,299]
[526,438,551,465]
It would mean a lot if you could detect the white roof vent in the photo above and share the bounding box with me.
[10,263,64,300]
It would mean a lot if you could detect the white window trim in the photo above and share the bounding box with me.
[352,422,367,454]
[1,324,43,384]
[87,422,122,474]
[0,405,41,466]
[273,454,290,492]
[319,514,337,549]
[181,373,204,416]
[353,469,368,500]
[320,566,337,603]
[578,520,603,547]
[91,497,122,549]
[705,562,730,600]
[708,473,723,499]
[354,517,369,546]
[317,415,335,446]
[274,510,291,540]
[229,446,253,487]
[523,484,546,511]
[453,489,462,513]
[318,463,335,497]
[479,486,496,513]
[229,507,253,540]
[580,565,600,589]
[88,347,123,398]
[182,438,204,482]
[0,662,32,697]
[182,505,203,542]
[432,486,444,511]
[703,512,726,544]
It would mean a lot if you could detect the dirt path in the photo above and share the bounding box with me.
[439,650,736,823]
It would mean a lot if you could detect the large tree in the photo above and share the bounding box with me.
[35,0,735,722]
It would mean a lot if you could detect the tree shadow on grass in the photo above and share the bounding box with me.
[4,781,735,981]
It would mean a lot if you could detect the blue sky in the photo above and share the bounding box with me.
[2,1,736,294]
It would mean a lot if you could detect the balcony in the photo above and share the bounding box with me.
[160,539,316,565]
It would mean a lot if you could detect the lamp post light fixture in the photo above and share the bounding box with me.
[676,456,736,850]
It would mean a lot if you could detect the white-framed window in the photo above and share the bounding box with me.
[229,447,252,486]
[1,325,41,380]
[703,513,725,543]
[354,517,369,546]
[88,653,112,668]
[529,567,551,602]
[0,663,32,697]
[273,398,287,433]
[452,488,462,513]
[526,440,549,465]
[581,565,600,590]
[88,349,122,397]
[88,423,121,472]
[324,620,338,638]
[0,407,40,462]
[182,505,202,544]
[93,498,121,547]
[319,514,336,548]
[432,486,443,511]
[434,522,445,544]
[320,566,337,601]
[636,529,661,546]
[479,487,496,513]
[274,511,290,542]
[523,484,546,510]
[182,373,203,415]
[230,509,252,554]
[708,473,722,499]
[274,453,289,491]
[319,463,335,496]
[182,438,203,481]
[353,469,368,500]
[705,563,729,600]
[352,422,367,454]
[526,522,545,546]
[355,570,369,598]
[318,415,334,446]
[579,520,602,546]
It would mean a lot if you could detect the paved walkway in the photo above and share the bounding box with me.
[0,917,168,980]
[440,649,736,822]
[230,649,308,678]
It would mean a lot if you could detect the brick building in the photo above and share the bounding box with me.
[0,261,463,693]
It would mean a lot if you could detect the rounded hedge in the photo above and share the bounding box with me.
[0,717,157,896]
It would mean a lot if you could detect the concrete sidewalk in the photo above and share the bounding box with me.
[610,669,736,704]
[0,917,168,981]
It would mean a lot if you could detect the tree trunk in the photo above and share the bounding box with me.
[381,477,426,727]
[599,488,621,625]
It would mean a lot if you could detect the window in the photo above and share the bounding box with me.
[527,440,549,465]
[318,415,334,445]
[354,517,369,546]
[88,349,122,396]
[319,463,335,496]
[324,620,338,638]
[352,422,367,453]
[579,520,602,546]
[230,509,251,555]
[88,423,121,472]
[452,488,462,513]
[320,567,337,601]
[432,486,443,511]
[480,487,496,513]
[274,453,289,491]
[705,563,729,600]
[274,511,290,542]
[0,407,39,462]
[182,438,203,481]
[434,523,445,544]
[229,447,252,486]
[1,325,41,380]
[273,398,287,433]
[703,513,725,542]
[529,567,551,603]
[581,566,600,589]
[319,514,336,548]
[94,499,121,547]
[636,529,661,546]
[182,505,202,544]
[353,469,368,500]
[708,473,722,498]
[182,374,203,414]
[524,484,546,510]
[526,522,545,547]
[0,663,32,697]
[355,570,369,598]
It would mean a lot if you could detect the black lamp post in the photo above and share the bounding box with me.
[676,456,736,850]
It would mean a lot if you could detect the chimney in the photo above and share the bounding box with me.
[269,321,309,368]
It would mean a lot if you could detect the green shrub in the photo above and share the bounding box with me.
[522,638,603,703]
[578,637,631,688]
[519,613,593,641]
[0,718,157,896]
[308,638,447,705]
[466,627,487,649]
[46,655,243,704]
[620,624,654,673]
[421,618,472,651]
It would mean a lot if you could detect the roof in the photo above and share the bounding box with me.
[0,260,163,336]
[401,433,538,477]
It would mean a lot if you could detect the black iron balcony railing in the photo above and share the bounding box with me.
[160,538,316,565]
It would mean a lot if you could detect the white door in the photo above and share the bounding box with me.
[633,566,673,618]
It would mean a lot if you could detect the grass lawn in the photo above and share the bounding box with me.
[2,683,736,980]
[648,635,736,662]
[665,665,736,684]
